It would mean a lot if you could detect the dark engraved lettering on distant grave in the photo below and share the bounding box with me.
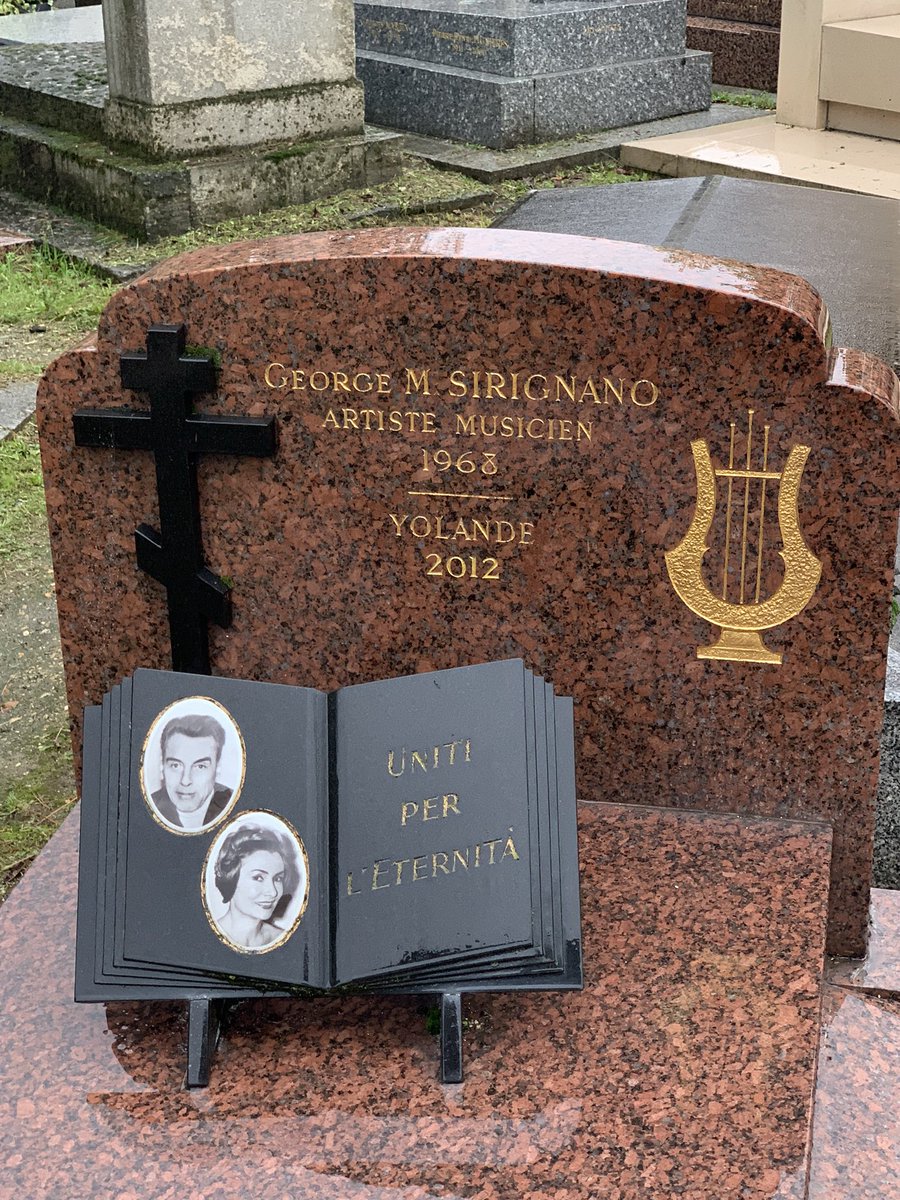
[73,324,277,674]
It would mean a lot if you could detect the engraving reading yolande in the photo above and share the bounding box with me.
[263,363,660,583]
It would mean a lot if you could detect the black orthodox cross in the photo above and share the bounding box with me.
[73,324,277,675]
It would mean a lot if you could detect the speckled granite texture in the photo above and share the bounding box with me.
[357,48,711,148]
[36,228,900,957]
[355,0,686,76]
[687,0,780,92]
[689,0,780,21]
[687,16,779,92]
[354,0,711,147]
[0,801,839,1200]
[807,985,900,1199]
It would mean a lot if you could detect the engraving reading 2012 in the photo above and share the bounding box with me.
[344,738,521,896]
[263,363,660,584]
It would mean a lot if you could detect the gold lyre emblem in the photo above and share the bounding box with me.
[665,410,822,665]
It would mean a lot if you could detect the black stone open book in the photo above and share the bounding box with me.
[76,659,582,998]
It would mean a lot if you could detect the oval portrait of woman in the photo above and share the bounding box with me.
[202,812,309,954]
[140,696,244,835]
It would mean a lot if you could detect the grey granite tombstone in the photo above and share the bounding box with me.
[355,0,712,149]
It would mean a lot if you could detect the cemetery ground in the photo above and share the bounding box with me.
[0,156,649,902]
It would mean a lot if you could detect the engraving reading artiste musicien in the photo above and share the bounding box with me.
[263,362,660,583]
[345,737,521,896]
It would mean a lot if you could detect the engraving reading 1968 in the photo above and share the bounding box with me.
[264,362,659,583]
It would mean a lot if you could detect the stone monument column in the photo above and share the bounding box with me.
[102,0,364,155]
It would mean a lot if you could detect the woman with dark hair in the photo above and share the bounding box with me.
[213,823,299,950]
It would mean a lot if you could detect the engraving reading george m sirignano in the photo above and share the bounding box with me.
[263,362,660,583]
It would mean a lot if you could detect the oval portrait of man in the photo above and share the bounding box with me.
[140,696,244,834]
[202,812,309,954]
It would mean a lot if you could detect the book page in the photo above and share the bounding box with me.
[332,659,536,984]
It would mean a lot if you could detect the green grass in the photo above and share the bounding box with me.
[0,423,45,562]
[712,90,776,111]
[0,736,75,903]
[0,360,42,384]
[0,245,116,329]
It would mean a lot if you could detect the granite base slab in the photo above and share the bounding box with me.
[0,798,843,1199]
[687,15,779,92]
[688,0,780,21]
[355,0,687,76]
[357,48,711,148]
[398,103,763,180]
[807,985,900,1198]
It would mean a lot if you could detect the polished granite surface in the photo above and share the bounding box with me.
[37,228,900,958]
[0,799,855,1199]
[620,114,900,199]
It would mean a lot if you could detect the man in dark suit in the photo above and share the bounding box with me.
[150,713,233,831]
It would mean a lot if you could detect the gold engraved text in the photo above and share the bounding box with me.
[400,793,462,824]
[345,833,520,896]
[323,408,436,433]
[388,514,533,546]
[387,739,472,776]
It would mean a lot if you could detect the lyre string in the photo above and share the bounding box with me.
[739,410,754,603]
[755,424,770,604]
[722,422,736,600]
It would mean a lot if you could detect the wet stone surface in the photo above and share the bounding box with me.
[35,227,900,956]
[0,41,107,110]
[0,802,834,1200]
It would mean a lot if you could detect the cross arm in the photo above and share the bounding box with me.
[135,525,233,626]
[184,415,277,457]
[73,408,154,450]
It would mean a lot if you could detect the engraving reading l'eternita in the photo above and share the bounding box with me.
[345,737,521,897]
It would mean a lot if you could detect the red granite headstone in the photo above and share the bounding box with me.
[36,227,900,956]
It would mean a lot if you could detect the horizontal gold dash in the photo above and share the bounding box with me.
[407,490,514,502]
